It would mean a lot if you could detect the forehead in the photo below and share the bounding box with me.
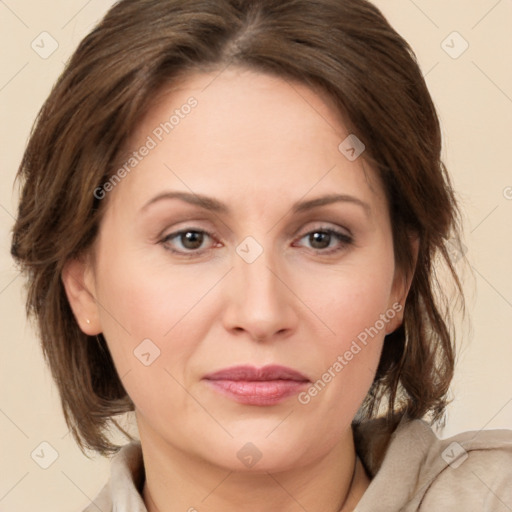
[108,67,384,216]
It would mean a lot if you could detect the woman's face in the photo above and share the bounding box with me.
[73,68,411,471]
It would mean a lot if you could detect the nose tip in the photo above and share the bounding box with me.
[221,250,298,343]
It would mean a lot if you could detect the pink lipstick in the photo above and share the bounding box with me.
[203,365,310,405]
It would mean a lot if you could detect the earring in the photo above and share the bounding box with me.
[86,318,91,325]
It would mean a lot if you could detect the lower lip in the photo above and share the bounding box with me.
[205,379,309,405]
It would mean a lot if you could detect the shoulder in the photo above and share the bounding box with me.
[353,418,512,512]
[418,426,512,510]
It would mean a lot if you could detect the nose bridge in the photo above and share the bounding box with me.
[223,238,297,340]
[240,245,279,303]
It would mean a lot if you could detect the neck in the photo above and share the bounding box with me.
[139,422,370,512]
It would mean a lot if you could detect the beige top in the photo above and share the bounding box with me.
[82,418,512,511]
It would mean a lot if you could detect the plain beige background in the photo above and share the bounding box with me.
[1,1,511,510]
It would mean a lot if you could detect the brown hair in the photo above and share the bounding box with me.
[11,0,465,455]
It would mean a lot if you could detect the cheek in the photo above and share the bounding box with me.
[305,259,395,346]
[318,288,389,381]
[92,241,226,400]
[295,256,395,405]
[93,264,199,421]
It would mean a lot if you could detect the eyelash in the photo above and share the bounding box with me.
[160,226,354,258]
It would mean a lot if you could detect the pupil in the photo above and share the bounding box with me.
[310,232,330,249]
[183,231,203,249]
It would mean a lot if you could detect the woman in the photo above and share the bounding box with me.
[11,0,512,510]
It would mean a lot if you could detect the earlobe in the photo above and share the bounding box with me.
[61,257,101,335]
[386,234,420,334]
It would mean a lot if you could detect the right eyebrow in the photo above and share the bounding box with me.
[140,191,230,214]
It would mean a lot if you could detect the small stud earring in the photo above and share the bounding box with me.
[86,318,91,325]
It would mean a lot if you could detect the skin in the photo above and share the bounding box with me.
[63,67,417,512]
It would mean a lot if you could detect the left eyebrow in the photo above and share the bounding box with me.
[291,193,372,218]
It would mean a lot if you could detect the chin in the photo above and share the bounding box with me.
[193,427,327,474]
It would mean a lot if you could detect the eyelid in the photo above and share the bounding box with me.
[290,220,354,245]
[296,221,352,237]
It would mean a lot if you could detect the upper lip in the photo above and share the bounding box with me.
[204,365,310,382]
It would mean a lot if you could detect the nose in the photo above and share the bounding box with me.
[221,245,299,342]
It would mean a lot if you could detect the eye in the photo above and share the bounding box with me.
[294,227,353,254]
[159,226,353,257]
[160,228,218,255]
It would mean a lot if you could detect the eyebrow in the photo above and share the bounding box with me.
[140,191,371,217]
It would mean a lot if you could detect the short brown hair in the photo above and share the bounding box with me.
[11,0,465,455]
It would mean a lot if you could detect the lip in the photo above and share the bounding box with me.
[203,365,310,406]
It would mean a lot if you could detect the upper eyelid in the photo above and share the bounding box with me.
[162,228,216,243]
[294,227,353,246]
[162,222,350,238]
[154,207,356,232]
[291,221,353,240]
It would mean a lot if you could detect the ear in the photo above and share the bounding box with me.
[385,234,420,334]
[61,255,102,335]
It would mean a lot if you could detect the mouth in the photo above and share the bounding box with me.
[202,365,310,406]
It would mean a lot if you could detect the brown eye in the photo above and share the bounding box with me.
[294,227,353,255]
[161,228,216,255]
[309,231,332,249]
[179,231,204,250]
